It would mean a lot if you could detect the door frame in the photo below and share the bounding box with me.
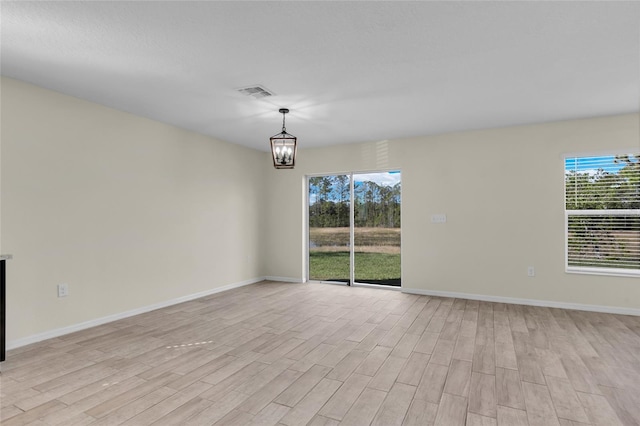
[305,169,402,288]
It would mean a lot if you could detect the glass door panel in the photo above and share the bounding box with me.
[308,175,351,283]
[354,172,401,286]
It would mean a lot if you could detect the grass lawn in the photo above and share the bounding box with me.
[309,251,401,286]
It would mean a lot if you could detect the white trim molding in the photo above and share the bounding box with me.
[264,276,304,283]
[402,287,640,317]
[7,277,265,350]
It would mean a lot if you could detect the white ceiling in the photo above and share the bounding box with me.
[2,1,639,151]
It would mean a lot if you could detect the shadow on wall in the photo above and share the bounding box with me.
[360,140,390,170]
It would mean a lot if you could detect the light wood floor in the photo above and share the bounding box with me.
[2,281,640,426]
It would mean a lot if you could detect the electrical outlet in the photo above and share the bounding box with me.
[58,283,69,297]
[431,214,447,223]
[527,266,535,277]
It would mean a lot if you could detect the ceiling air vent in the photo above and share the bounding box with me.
[237,85,274,99]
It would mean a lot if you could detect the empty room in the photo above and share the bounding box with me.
[1,2,640,426]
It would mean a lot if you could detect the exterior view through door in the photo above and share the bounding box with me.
[308,171,401,286]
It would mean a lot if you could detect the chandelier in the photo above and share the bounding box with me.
[270,108,297,169]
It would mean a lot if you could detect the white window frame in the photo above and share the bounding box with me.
[564,150,640,277]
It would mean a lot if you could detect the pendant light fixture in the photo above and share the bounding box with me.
[270,108,297,169]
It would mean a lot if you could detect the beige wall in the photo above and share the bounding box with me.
[1,77,266,344]
[263,114,640,310]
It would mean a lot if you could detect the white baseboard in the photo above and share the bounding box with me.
[6,277,265,350]
[264,276,304,283]
[402,287,640,316]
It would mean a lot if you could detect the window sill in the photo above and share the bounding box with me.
[566,267,640,278]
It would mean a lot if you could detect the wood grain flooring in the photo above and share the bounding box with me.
[2,281,640,425]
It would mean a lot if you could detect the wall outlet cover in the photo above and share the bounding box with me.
[57,284,69,297]
[431,214,447,223]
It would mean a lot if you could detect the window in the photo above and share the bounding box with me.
[564,153,640,276]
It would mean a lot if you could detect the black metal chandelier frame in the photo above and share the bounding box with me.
[270,108,297,169]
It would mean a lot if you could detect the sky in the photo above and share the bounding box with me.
[564,155,634,175]
[353,171,401,187]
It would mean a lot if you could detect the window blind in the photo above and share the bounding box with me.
[565,154,640,274]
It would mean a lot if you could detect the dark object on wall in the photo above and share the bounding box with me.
[1,258,5,363]
[0,254,10,364]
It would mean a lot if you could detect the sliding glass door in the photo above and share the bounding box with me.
[308,171,401,286]
[308,175,351,283]
[354,172,402,286]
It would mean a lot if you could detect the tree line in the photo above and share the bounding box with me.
[309,176,401,228]
[565,154,639,210]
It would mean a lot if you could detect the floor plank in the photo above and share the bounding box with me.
[402,399,438,426]
[339,387,387,426]
[522,382,561,426]
[278,378,341,426]
[469,372,497,418]
[415,363,449,403]
[497,405,529,426]
[576,391,624,426]
[443,359,472,397]
[318,373,370,421]
[434,393,468,426]
[545,376,589,423]
[495,367,525,410]
[371,382,415,426]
